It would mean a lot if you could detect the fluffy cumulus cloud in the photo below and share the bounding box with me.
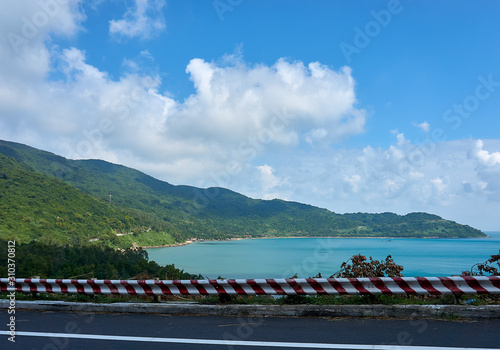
[0,0,84,147]
[2,4,367,185]
[0,0,82,78]
[474,140,500,166]
[255,164,289,200]
[109,0,166,39]
[471,140,500,203]
[175,57,364,147]
[131,57,365,185]
[416,121,430,133]
[233,137,500,230]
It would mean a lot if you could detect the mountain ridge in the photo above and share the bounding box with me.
[0,139,486,247]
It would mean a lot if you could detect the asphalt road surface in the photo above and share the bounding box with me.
[2,310,499,349]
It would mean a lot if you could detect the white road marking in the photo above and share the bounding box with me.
[1,331,497,350]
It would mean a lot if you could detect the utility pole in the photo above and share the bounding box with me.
[109,194,112,205]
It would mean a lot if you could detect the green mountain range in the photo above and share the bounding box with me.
[0,139,485,248]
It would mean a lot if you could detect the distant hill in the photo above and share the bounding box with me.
[0,139,486,248]
[0,153,177,247]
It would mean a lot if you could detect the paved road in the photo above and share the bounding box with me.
[2,310,500,349]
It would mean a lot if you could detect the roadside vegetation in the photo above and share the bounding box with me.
[7,290,498,306]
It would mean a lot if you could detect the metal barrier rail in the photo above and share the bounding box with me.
[1,276,499,296]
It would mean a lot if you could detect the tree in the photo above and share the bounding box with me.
[462,253,500,276]
[331,254,404,278]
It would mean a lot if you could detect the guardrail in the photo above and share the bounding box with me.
[1,276,499,296]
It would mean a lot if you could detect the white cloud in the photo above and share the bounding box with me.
[409,171,424,179]
[305,128,328,144]
[344,174,361,193]
[416,121,430,132]
[0,0,83,78]
[469,140,500,203]
[0,4,366,188]
[175,57,365,150]
[255,164,288,199]
[474,139,500,166]
[0,0,85,148]
[228,138,500,230]
[257,165,279,190]
[431,177,446,193]
[109,0,166,39]
[390,130,409,147]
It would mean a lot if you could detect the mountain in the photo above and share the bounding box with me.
[0,139,485,247]
[0,153,177,247]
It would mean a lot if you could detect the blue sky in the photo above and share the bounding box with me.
[72,0,500,146]
[1,0,500,230]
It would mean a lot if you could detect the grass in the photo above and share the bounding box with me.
[4,292,496,306]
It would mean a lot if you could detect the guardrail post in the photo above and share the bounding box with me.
[154,278,161,302]
[31,276,40,298]
[90,278,96,300]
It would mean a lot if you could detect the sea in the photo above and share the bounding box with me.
[146,232,500,279]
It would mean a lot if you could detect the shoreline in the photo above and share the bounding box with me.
[142,234,492,250]
[141,237,244,250]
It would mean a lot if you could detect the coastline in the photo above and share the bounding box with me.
[141,237,244,250]
[142,233,494,250]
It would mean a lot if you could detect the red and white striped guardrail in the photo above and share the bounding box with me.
[1,276,499,296]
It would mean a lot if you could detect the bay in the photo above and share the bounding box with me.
[146,232,500,279]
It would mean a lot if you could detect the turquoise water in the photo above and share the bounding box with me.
[146,232,500,279]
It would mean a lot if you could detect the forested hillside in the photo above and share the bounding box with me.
[0,139,485,249]
[0,240,202,280]
[0,154,177,247]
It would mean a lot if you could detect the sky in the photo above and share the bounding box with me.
[1,0,500,231]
